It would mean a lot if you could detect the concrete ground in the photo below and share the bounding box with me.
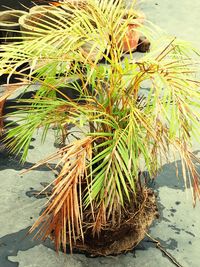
[1,0,200,266]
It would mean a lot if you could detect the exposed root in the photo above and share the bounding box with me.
[145,233,184,267]
[67,188,158,256]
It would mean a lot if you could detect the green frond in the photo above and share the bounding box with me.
[1,0,200,252]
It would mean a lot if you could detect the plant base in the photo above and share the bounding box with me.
[66,188,158,256]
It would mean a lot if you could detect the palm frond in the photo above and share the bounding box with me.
[29,136,93,252]
[1,0,200,253]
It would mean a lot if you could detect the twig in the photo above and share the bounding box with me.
[145,233,184,267]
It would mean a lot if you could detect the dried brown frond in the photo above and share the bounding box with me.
[29,136,93,252]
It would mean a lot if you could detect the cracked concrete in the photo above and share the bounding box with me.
[1,0,200,266]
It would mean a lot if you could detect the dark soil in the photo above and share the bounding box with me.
[66,188,158,256]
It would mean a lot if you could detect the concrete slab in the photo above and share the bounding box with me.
[140,0,200,45]
[1,1,200,267]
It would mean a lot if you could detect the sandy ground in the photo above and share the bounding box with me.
[1,0,200,266]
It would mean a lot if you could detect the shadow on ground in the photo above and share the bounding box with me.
[1,149,199,266]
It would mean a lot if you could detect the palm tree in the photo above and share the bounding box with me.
[1,0,200,255]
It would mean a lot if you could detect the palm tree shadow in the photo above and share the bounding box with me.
[155,150,200,190]
[0,142,200,265]
[0,147,57,171]
[0,227,54,267]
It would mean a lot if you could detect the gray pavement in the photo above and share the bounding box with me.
[1,1,200,266]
